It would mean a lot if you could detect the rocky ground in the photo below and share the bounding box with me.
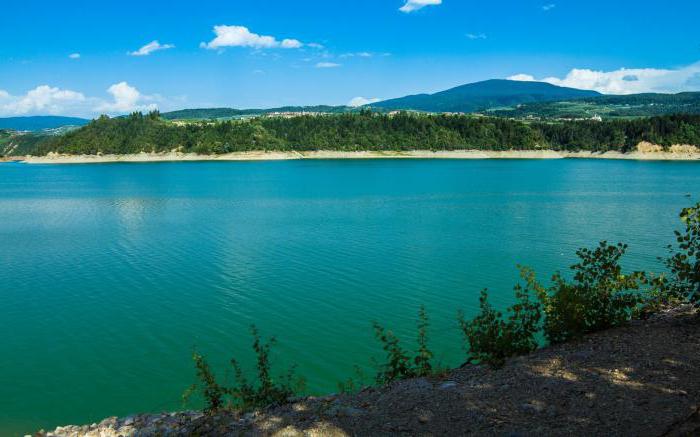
[36,306,700,436]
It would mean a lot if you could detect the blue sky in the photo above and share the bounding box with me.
[1,0,699,117]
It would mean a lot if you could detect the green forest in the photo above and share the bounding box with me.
[20,111,700,156]
[489,92,700,119]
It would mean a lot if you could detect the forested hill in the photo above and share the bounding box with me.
[159,80,601,121]
[25,112,700,156]
[489,92,700,119]
[368,79,601,113]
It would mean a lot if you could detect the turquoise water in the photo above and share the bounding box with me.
[1,159,698,434]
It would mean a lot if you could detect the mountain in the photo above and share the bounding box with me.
[368,79,602,113]
[0,116,90,131]
[155,80,700,122]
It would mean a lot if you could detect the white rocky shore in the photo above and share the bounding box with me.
[14,142,700,164]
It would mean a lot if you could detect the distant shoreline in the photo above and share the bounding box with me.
[11,149,700,164]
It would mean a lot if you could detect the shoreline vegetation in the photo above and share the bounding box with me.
[38,306,700,436]
[4,112,700,160]
[13,147,700,164]
[35,203,700,435]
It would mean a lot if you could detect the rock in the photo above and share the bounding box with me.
[393,377,433,394]
[636,141,664,153]
[670,144,699,154]
[520,402,545,414]
[439,381,458,390]
[327,404,365,417]
[416,409,434,423]
[98,416,118,429]
[569,350,593,362]
[410,377,434,391]
[341,407,365,417]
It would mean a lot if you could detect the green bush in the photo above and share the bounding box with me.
[665,203,700,306]
[184,325,302,413]
[186,352,226,412]
[634,272,681,318]
[337,365,368,394]
[458,267,542,368]
[372,306,437,384]
[539,242,644,344]
[414,306,434,377]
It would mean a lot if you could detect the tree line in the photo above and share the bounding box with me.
[29,111,700,156]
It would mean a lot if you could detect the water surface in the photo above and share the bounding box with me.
[1,159,698,434]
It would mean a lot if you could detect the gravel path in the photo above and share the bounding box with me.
[38,306,700,436]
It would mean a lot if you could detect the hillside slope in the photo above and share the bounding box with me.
[370,79,601,113]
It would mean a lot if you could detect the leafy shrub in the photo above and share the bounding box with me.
[372,306,437,384]
[539,242,644,344]
[414,306,434,377]
[186,352,226,412]
[664,203,700,306]
[633,272,682,318]
[337,365,368,394]
[184,325,303,413]
[458,267,542,368]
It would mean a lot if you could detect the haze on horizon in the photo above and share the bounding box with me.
[1,0,699,118]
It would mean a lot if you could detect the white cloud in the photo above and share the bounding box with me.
[200,25,304,50]
[128,40,175,56]
[0,83,170,117]
[281,39,303,49]
[508,62,700,94]
[399,0,442,13]
[96,82,157,113]
[508,74,537,82]
[348,96,380,107]
[466,33,487,40]
[0,85,86,115]
[542,3,556,11]
[316,62,341,68]
[307,42,325,49]
[340,52,373,58]
[68,53,81,59]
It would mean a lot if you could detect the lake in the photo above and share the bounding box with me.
[1,159,698,434]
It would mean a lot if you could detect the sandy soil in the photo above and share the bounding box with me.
[14,149,700,164]
[38,306,700,436]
